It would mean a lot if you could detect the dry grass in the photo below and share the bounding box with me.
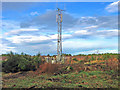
[35,63,60,75]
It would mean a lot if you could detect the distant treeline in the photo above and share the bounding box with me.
[1,52,119,57]
[74,53,119,56]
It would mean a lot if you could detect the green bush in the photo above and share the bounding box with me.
[97,57,102,60]
[102,55,109,60]
[2,51,42,73]
[72,58,78,61]
[91,56,95,60]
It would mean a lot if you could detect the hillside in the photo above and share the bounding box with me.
[1,53,119,88]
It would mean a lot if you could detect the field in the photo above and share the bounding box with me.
[1,54,120,89]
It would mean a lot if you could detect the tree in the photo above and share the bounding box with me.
[2,51,42,73]
[37,52,41,57]
[47,54,50,57]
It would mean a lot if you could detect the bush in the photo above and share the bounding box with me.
[2,52,42,73]
[36,63,59,74]
[91,56,95,60]
[72,58,78,61]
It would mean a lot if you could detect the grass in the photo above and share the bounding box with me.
[2,54,119,88]
[2,70,119,88]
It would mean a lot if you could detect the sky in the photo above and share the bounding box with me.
[1,1,119,55]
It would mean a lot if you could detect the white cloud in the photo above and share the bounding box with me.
[0,34,2,39]
[100,49,118,53]
[5,33,72,44]
[4,28,118,46]
[63,38,117,49]
[0,43,16,54]
[5,28,39,36]
[73,29,118,38]
[77,50,100,55]
[2,32,118,55]
[2,20,20,30]
[75,49,118,55]
[97,29,118,37]
[30,11,39,16]
[6,35,49,44]
[62,34,72,39]
[74,30,92,35]
[106,1,119,12]
[85,25,98,29]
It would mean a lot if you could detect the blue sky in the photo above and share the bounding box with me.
[1,1,119,55]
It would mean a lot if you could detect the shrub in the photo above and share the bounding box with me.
[91,56,95,60]
[72,58,78,61]
[36,63,59,74]
[66,66,73,71]
[97,57,102,60]
[2,52,42,73]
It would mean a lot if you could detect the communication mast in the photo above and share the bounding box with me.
[56,8,64,63]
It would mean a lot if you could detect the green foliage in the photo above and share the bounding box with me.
[102,55,110,60]
[72,58,78,61]
[116,55,120,60]
[77,54,86,56]
[1,54,8,56]
[66,66,73,71]
[2,51,43,73]
[79,60,84,63]
[91,56,95,60]
[100,62,105,64]
[52,55,57,57]
[97,57,102,60]
[105,70,116,75]
[62,53,72,56]
[47,54,50,56]
[33,56,42,68]
[85,56,89,60]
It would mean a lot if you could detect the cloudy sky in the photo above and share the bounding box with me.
[1,1,119,55]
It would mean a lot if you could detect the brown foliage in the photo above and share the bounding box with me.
[105,58,118,71]
[35,63,60,75]
[34,55,118,75]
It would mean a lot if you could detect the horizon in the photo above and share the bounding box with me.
[0,51,119,56]
[1,2,118,55]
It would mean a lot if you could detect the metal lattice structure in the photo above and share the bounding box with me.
[56,8,64,63]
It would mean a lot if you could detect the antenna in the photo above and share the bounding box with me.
[56,8,65,63]
[56,1,66,63]
[64,3,66,11]
[56,0,58,10]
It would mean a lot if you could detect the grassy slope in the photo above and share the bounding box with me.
[2,54,119,88]
[2,70,119,88]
